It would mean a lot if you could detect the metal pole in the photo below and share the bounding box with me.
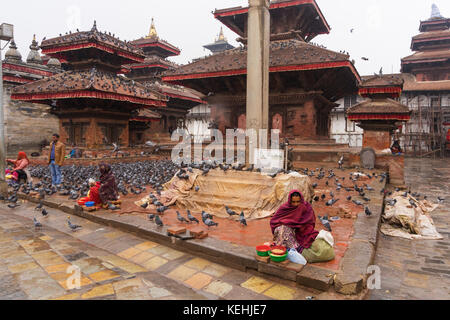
[0,42,8,195]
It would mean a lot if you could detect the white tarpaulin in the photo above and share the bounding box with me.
[381,192,443,240]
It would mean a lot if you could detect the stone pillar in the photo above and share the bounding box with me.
[246,0,270,164]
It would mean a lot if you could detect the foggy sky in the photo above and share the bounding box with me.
[1,0,449,76]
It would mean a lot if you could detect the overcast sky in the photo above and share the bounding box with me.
[1,0,449,76]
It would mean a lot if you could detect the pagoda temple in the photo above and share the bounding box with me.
[163,0,360,143]
[2,36,61,156]
[125,19,205,145]
[203,27,235,54]
[10,22,168,149]
[401,4,449,81]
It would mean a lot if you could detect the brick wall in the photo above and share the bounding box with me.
[363,130,391,151]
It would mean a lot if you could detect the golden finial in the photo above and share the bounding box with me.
[147,18,158,38]
[218,27,226,42]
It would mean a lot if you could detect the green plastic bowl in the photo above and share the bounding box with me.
[269,251,288,262]
[256,245,271,257]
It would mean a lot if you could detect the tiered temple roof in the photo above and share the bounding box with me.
[214,0,330,42]
[203,27,235,54]
[401,4,449,75]
[11,22,167,109]
[347,75,410,122]
[125,19,205,113]
[164,39,359,102]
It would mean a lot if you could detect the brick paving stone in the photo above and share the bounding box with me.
[262,284,296,300]
[203,280,233,297]
[117,247,141,260]
[167,265,198,282]
[141,256,168,271]
[89,270,121,283]
[184,272,213,290]
[184,257,212,271]
[240,276,274,294]
[81,284,115,299]
[148,287,173,299]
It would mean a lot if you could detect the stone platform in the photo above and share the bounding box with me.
[16,163,387,294]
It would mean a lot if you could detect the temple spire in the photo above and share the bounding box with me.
[91,20,98,32]
[430,4,444,19]
[147,18,158,38]
[27,34,43,65]
[218,27,226,42]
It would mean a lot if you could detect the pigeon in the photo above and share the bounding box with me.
[35,201,43,210]
[347,196,352,201]
[338,156,344,169]
[326,199,339,206]
[321,194,326,200]
[155,215,164,227]
[187,210,199,224]
[365,206,372,217]
[409,199,418,208]
[362,197,371,202]
[157,206,168,214]
[202,211,213,221]
[107,202,119,211]
[225,206,238,217]
[353,200,364,206]
[195,186,200,192]
[203,218,218,227]
[314,196,320,202]
[148,214,155,221]
[8,203,20,209]
[141,202,149,209]
[437,197,445,203]
[176,211,189,223]
[318,216,332,232]
[385,198,396,206]
[41,209,49,218]
[67,217,82,232]
[239,211,247,227]
[33,217,43,230]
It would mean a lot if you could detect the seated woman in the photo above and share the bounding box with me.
[390,140,403,155]
[86,178,102,206]
[98,163,119,207]
[270,190,335,264]
[6,151,30,184]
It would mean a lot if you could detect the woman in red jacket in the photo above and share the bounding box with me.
[6,151,30,183]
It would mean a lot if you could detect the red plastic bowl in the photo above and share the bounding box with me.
[256,245,271,252]
[270,246,287,255]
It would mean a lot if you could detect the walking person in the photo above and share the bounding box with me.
[48,133,65,188]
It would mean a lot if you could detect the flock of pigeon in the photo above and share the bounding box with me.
[1,156,445,235]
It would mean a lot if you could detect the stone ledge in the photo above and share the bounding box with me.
[257,261,297,282]
[334,239,375,295]
[297,265,335,291]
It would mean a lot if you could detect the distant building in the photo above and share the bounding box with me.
[203,27,235,54]
[331,4,450,155]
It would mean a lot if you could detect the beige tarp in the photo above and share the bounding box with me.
[136,169,313,220]
[381,192,443,240]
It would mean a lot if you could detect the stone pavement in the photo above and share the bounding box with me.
[368,158,450,300]
[0,201,323,300]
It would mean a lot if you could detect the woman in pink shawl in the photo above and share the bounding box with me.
[270,190,319,253]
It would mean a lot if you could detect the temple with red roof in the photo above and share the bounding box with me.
[10,21,168,150]
[163,0,360,145]
[125,19,205,145]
